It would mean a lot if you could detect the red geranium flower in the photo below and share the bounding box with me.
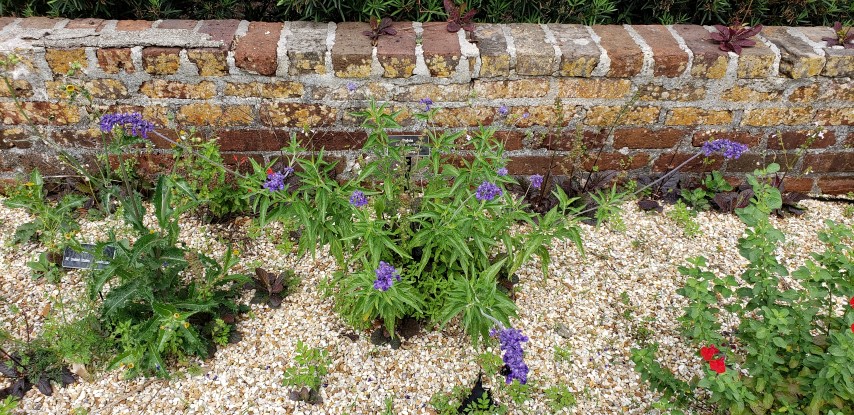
[850,323,854,334]
[266,167,273,175]
[709,357,726,374]
[700,345,720,361]
[849,296,854,308]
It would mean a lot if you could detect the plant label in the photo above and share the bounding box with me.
[389,135,430,156]
[62,244,115,269]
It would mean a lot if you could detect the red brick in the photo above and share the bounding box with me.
[422,22,461,77]
[475,24,511,77]
[767,130,836,150]
[97,48,134,74]
[778,177,814,193]
[260,103,337,128]
[613,128,686,149]
[817,178,854,194]
[803,153,854,173]
[492,131,524,151]
[725,154,767,172]
[794,27,854,77]
[332,22,374,77]
[376,21,416,78]
[116,20,152,31]
[632,25,688,77]
[286,21,328,76]
[198,20,241,50]
[592,25,643,77]
[584,153,650,171]
[541,129,607,151]
[157,19,197,30]
[218,130,289,152]
[672,25,729,79]
[234,22,282,76]
[65,18,105,31]
[18,17,61,29]
[0,128,30,149]
[692,130,762,148]
[0,152,80,175]
[762,26,824,79]
[297,130,368,151]
[653,152,723,173]
[142,47,181,75]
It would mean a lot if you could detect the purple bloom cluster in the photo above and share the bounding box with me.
[491,327,529,385]
[476,181,503,202]
[350,190,368,208]
[701,139,748,160]
[373,261,401,291]
[263,167,293,192]
[346,81,358,92]
[530,174,543,190]
[420,97,433,111]
[99,112,155,139]
[498,105,509,116]
[497,167,508,176]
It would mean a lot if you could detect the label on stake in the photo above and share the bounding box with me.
[62,244,115,270]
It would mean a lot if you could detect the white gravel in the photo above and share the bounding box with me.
[1,198,852,414]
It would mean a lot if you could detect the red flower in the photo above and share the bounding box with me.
[700,345,720,361]
[851,323,854,334]
[709,357,726,374]
[849,296,854,308]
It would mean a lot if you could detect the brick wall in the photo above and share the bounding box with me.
[0,18,852,193]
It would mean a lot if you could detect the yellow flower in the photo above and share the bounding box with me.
[24,182,34,187]
[160,325,165,330]
[173,313,180,319]
[232,248,239,256]
[183,322,190,328]
[65,84,76,93]
[149,229,156,234]
[127,363,134,369]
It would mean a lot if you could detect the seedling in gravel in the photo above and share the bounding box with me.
[282,341,329,404]
[544,384,577,412]
[553,344,572,363]
[667,200,701,238]
[250,267,299,308]
[3,169,85,248]
[26,252,64,283]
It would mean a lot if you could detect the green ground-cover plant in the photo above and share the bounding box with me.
[2,169,85,247]
[633,162,854,415]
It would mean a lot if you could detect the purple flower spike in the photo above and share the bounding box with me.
[701,139,748,160]
[346,81,358,92]
[498,105,509,116]
[419,97,433,111]
[263,171,286,192]
[491,327,530,385]
[99,113,155,139]
[350,190,368,208]
[530,174,543,190]
[497,167,508,176]
[373,261,400,291]
[476,181,503,202]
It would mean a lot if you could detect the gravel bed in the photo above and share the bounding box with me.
[1,198,852,414]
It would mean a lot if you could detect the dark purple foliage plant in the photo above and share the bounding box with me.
[444,0,476,33]
[822,22,854,49]
[710,22,763,55]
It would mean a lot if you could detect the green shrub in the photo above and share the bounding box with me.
[633,163,854,415]
[1,0,849,26]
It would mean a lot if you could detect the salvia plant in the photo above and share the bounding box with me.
[248,99,583,344]
[632,162,854,415]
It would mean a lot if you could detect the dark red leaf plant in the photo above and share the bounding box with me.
[822,21,854,49]
[709,21,763,55]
